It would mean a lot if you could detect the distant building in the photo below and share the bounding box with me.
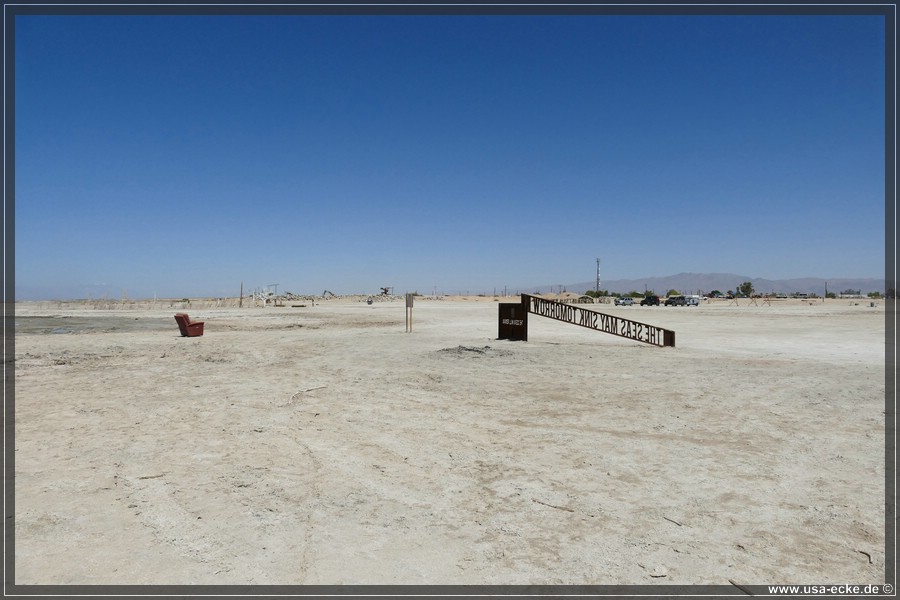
[555,291,594,304]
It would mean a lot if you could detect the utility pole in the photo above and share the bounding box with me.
[596,258,601,294]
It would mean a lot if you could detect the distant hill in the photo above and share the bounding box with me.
[532,272,887,296]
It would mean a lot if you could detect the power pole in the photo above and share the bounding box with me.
[596,258,601,294]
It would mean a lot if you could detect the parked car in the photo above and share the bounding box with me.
[664,295,686,306]
[685,296,700,306]
[640,295,660,306]
[615,297,634,306]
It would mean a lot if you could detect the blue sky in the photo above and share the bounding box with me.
[14,12,886,299]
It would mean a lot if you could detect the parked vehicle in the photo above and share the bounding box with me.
[685,296,700,306]
[664,295,686,306]
[640,295,660,306]
[615,297,634,306]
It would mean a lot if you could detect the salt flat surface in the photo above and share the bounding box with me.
[11,298,888,585]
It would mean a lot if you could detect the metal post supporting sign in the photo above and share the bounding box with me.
[405,293,414,332]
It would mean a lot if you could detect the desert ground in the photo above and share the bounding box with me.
[10,295,888,586]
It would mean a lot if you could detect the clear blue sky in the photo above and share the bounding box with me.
[14,12,886,299]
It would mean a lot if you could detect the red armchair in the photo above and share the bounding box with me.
[174,313,205,337]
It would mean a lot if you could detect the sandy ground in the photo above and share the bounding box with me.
[10,296,888,585]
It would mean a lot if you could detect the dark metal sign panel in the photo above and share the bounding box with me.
[522,294,674,347]
[498,302,528,341]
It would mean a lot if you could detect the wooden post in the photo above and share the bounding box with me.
[406,293,414,332]
[239,282,243,308]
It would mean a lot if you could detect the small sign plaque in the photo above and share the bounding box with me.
[498,303,528,341]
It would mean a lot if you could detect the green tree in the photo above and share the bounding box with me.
[666,289,680,296]
[868,291,883,299]
[738,281,754,296]
[826,292,837,299]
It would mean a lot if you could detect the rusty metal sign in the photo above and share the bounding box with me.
[512,294,674,347]
[498,302,528,341]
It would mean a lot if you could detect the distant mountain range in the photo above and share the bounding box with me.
[532,272,887,296]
